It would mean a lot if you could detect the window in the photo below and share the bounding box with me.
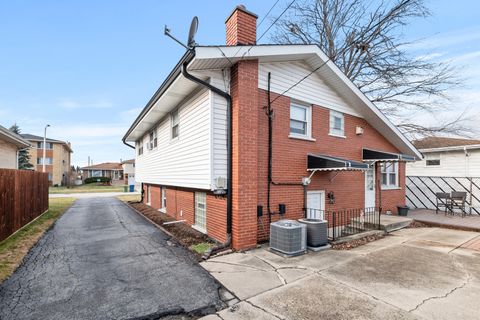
[146,185,151,205]
[380,162,398,189]
[171,109,179,139]
[194,192,207,232]
[37,142,53,149]
[161,187,167,211]
[290,103,311,137]
[137,141,143,156]
[48,173,52,181]
[149,128,157,149]
[425,154,440,166]
[37,157,53,165]
[329,110,345,137]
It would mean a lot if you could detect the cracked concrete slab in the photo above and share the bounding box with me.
[217,301,279,320]
[248,274,417,320]
[322,245,469,311]
[0,197,222,320]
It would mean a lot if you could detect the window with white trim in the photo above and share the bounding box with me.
[161,187,167,210]
[37,157,53,165]
[171,109,179,139]
[290,103,311,137]
[194,192,207,232]
[37,142,53,149]
[149,128,157,149]
[137,140,143,156]
[380,162,399,189]
[425,154,440,166]
[329,110,345,137]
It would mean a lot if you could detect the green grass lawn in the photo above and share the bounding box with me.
[49,183,126,194]
[0,197,76,283]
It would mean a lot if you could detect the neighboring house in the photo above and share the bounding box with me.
[121,159,136,185]
[81,162,124,182]
[123,6,420,250]
[407,137,480,177]
[21,134,73,185]
[0,124,31,169]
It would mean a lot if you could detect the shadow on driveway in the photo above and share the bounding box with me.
[0,197,222,320]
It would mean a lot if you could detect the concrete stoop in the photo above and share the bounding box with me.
[379,215,413,233]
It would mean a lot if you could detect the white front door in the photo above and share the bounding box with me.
[306,191,325,220]
[365,166,376,208]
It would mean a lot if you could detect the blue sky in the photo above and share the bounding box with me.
[0,0,479,166]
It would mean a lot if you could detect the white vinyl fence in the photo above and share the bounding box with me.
[406,176,480,214]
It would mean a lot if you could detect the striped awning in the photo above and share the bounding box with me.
[362,148,416,162]
[307,154,369,172]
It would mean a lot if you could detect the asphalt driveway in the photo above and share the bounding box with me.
[0,197,222,320]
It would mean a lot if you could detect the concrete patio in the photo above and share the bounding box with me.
[200,227,480,320]
[409,209,480,232]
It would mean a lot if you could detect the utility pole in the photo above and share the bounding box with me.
[43,124,50,173]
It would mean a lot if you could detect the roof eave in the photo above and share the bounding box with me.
[123,50,195,143]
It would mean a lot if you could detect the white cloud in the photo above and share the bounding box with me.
[58,99,114,110]
[405,27,480,51]
[120,107,142,122]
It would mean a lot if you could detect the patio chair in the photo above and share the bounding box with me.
[435,192,450,215]
[450,191,467,217]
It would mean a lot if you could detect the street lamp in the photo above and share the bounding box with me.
[43,124,50,173]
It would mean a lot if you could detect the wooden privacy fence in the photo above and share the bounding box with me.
[406,176,480,214]
[0,169,49,242]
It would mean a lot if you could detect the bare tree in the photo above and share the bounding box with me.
[271,0,469,137]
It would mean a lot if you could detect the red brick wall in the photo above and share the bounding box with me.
[142,183,227,243]
[256,90,406,240]
[230,60,259,250]
[226,6,257,46]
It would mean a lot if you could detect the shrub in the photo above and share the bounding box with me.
[84,177,111,184]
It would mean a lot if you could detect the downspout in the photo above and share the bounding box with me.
[122,135,141,201]
[266,72,306,220]
[181,56,233,259]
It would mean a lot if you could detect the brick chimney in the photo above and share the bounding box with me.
[225,5,258,46]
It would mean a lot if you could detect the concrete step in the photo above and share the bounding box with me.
[379,215,412,232]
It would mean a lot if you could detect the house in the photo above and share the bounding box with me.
[81,162,124,182]
[407,137,480,177]
[0,124,31,169]
[121,159,136,186]
[123,5,421,250]
[21,134,73,185]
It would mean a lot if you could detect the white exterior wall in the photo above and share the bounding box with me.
[122,163,135,175]
[136,88,214,190]
[0,139,18,169]
[258,61,361,117]
[407,149,480,177]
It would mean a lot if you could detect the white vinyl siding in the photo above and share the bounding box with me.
[407,149,480,177]
[208,70,229,190]
[329,110,345,137]
[258,61,361,118]
[194,192,207,232]
[135,89,213,190]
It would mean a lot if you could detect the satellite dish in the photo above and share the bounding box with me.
[187,16,199,48]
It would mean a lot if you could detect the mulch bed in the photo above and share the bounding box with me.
[127,202,216,258]
[331,233,385,250]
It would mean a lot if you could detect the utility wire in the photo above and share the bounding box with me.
[239,0,296,60]
[269,0,413,105]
